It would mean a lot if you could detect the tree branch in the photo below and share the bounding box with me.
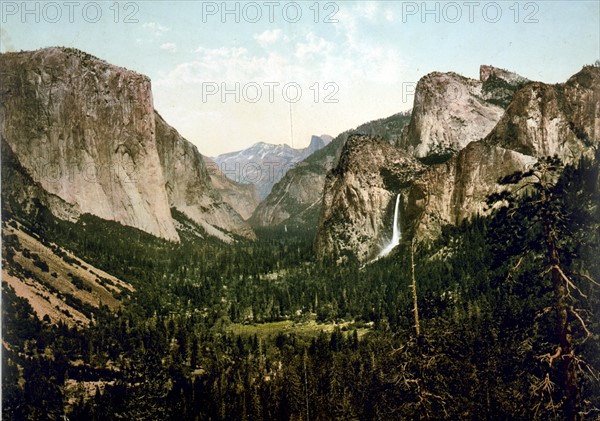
[538,346,562,367]
[574,271,600,287]
[569,306,591,342]
[555,265,588,299]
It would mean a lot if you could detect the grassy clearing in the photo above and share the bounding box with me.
[226,319,371,339]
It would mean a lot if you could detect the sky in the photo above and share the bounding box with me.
[1,1,599,156]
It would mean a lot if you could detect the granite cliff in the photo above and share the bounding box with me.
[0,47,253,242]
[315,65,599,263]
[314,134,425,262]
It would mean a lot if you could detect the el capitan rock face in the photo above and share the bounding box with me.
[0,47,254,242]
[0,48,179,241]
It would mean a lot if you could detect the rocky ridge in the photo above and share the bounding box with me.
[155,112,255,241]
[204,156,260,221]
[399,70,510,159]
[212,135,332,201]
[251,112,412,232]
[486,66,599,159]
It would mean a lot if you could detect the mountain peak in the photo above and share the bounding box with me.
[213,137,329,200]
[480,65,529,84]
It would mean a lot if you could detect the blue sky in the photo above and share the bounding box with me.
[2,1,599,156]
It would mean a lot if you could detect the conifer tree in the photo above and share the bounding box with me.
[488,155,599,420]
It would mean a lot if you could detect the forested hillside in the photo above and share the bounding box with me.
[3,150,599,419]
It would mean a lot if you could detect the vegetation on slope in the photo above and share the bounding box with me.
[2,152,599,419]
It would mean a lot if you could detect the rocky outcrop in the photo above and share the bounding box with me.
[480,65,529,85]
[399,71,506,159]
[155,112,255,241]
[204,157,260,220]
[399,66,531,160]
[486,66,600,159]
[314,65,598,263]
[1,137,80,222]
[314,135,425,262]
[0,47,179,241]
[406,142,536,242]
[0,47,254,243]
[250,137,343,231]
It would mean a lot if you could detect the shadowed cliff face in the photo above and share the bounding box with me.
[406,142,536,243]
[251,112,412,233]
[203,157,260,221]
[314,134,425,263]
[0,47,254,242]
[249,137,343,231]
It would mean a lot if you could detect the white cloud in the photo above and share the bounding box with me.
[143,22,170,36]
[254,29,283,48]
[160,42,177,52]
[384,9,395,22]
[294,32,335,60]
[356,2,380,21]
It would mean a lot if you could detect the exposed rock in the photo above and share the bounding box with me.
[407,141,536,242]
[204,156,260,220]
[155,112,255,241]
[486,66,600,159]
[314,66,597,263]
[0,47,255,243]
[399,71,508,158]
[480,65,529,85]
[0,48,179,241]
[250,137,343,231]
[1,137,80,223]
[212,136,331,201]
[314,134,425,263]
[251,112,412,232]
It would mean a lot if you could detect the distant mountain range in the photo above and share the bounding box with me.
[212,136,332,200]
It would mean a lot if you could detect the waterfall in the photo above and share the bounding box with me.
[379,194,402,258]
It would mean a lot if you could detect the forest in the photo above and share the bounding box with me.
[2,152,600,420]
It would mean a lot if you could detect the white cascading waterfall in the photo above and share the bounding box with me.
[378,194,402,258]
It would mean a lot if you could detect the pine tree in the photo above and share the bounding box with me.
[488,155,600,420]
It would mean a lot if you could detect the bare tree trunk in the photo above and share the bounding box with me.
[411,239,420,339]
